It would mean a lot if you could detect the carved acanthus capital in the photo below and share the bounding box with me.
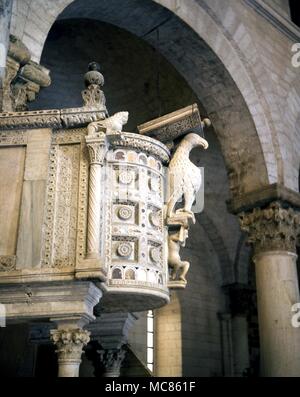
[50,328,90,361]
[239,202,300,254]
[98,347,127,376]
[12,80,40,111]
[85,133,108,165]
[12,61,51,111]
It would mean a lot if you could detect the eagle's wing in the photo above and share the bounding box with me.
[183,163,202,193]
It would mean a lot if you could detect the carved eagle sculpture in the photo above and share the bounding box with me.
[166,133,208,221]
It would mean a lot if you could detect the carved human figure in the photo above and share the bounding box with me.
[168,227,190,283]
[166,133,208,220]
[87,111,129,136]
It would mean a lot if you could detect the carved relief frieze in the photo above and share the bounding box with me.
[41,145,58,267]
[0,130,27,146]
[52,128,87,145]
[0,256,16,272]
[107,133,170,164]
[42,137,83,269]
[0,110,61,130]
[51,144,80,268]
[0,109,107,131]
[76,145,89,264]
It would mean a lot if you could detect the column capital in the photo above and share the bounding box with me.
[239,201,300,254]
[50,328,90,360]
[85,133,108,165]
[98,347,127,377]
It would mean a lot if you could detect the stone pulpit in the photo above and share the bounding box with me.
[0,62,209,376]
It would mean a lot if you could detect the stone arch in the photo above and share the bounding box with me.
[232,232,251,284]
[10,0,280,197]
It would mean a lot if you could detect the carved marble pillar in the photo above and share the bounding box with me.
[85,132,108,278]
[50,326,90,377]
[98,347,127,377]
[240,202,300,376]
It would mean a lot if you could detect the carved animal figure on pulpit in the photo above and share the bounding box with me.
[168,228,190,283]
[87,111,129,136]
[166,133,208,220]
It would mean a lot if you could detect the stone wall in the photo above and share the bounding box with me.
[180,222,226,376]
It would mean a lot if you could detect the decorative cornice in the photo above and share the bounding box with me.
[137,103,210,143]
[0,108,106,130]
[239,201,300,253]
[0,255,16,272]
[245,0,300,42]
[107,132,170,164]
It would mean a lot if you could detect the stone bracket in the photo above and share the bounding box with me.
[0,281,102,324]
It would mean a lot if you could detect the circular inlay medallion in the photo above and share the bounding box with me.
[149,211,161,227]
[118,206,132,220]
[150,247,161,263]
[117,242,133,257]
[119,171,133,185]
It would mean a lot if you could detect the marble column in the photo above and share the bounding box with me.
[240,201,300,377]
[85,132,108,277]
[87,313,136,377]
[50,323,90,377]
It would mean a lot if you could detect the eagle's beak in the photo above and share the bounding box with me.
[197,137,209,150]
